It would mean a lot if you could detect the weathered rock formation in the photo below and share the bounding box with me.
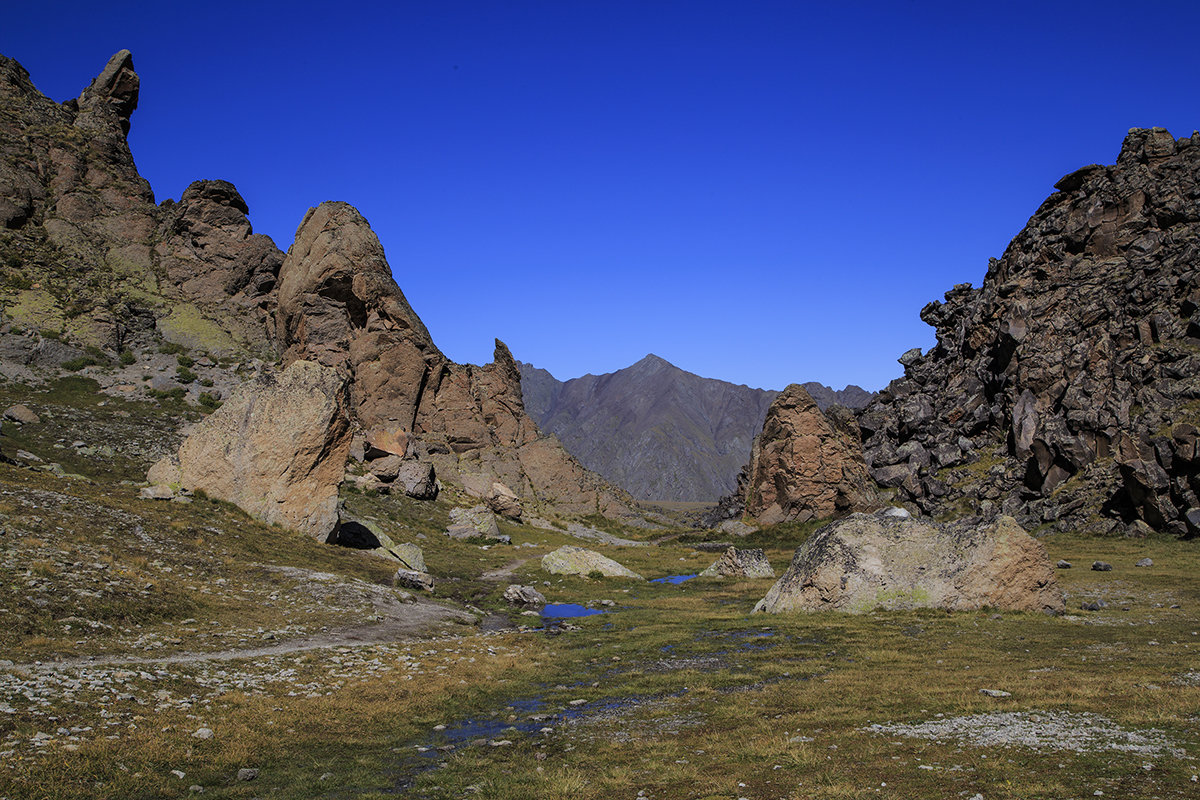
[857,128,1200,537]
[148,360,352,539]
[541,545,645,579]
[754,513,1064,614]
[699,546,775,579]
[738,384,879,525]
[275,201,638,518]
[0,51,281,357]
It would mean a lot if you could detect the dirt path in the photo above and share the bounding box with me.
[480,556,535,581]
[19,596,476,672]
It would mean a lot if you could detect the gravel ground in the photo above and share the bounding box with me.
[868,710,1186,757]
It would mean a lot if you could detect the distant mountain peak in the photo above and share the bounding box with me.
[631,353,676,374]
[517,356,877,502]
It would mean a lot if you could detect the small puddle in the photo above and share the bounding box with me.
[541,603,607,618]
[651,574,697,585]
[391,689,678,791]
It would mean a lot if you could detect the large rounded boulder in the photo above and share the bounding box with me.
[754,513,1064,614]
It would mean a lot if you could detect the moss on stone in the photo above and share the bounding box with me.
[4,288,65,332]
[156,302,238,356]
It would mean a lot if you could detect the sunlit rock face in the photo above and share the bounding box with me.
[274,201,639,519]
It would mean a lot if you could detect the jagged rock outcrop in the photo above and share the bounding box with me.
[275,201,638,518]
[857,128,1200,537]
[737,384,879,525]
[754,513,1064,614]
[0,51,282,357]
[148,360,352,539]
[277,201,441,435]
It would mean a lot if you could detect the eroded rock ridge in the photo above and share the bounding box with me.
[857,128,1200,536]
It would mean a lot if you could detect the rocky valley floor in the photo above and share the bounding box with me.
[0,379,1198,800]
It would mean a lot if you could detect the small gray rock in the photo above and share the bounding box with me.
[393,569,434,593]
[236,768,258,782]
[1081,599,1108,611]
[1056,560,1072,569]
[191,727,214,740]
[1091,561,1113,571]
[503,584,546,607]
[979,688,1011,698]
[1135,558,1153,567]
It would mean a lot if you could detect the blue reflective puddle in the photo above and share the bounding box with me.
[651,574,697,584]
[541,603,607,618]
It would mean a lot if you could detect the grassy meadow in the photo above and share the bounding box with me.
[0,377,1197,799]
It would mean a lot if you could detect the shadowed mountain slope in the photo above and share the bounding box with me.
[520,355,871,502]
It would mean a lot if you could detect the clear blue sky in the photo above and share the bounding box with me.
[5,1,1198,391]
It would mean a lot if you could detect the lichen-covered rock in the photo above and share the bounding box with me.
[541,545,644,580]
[700,547,775,579]
[390,542,426,573]
[857,128,1200,537]
[754,513,1063,614]
[446,505,503,541]
[149,360,351,539]
[742,384,879,525]
[0,52,282,356]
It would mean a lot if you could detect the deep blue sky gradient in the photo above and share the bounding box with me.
[4,1,1199,391]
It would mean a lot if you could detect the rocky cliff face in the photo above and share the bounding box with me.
[740,384,878,524]
[275,201,636,517]
[858,128,1200,537]
[0,51,281,357]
